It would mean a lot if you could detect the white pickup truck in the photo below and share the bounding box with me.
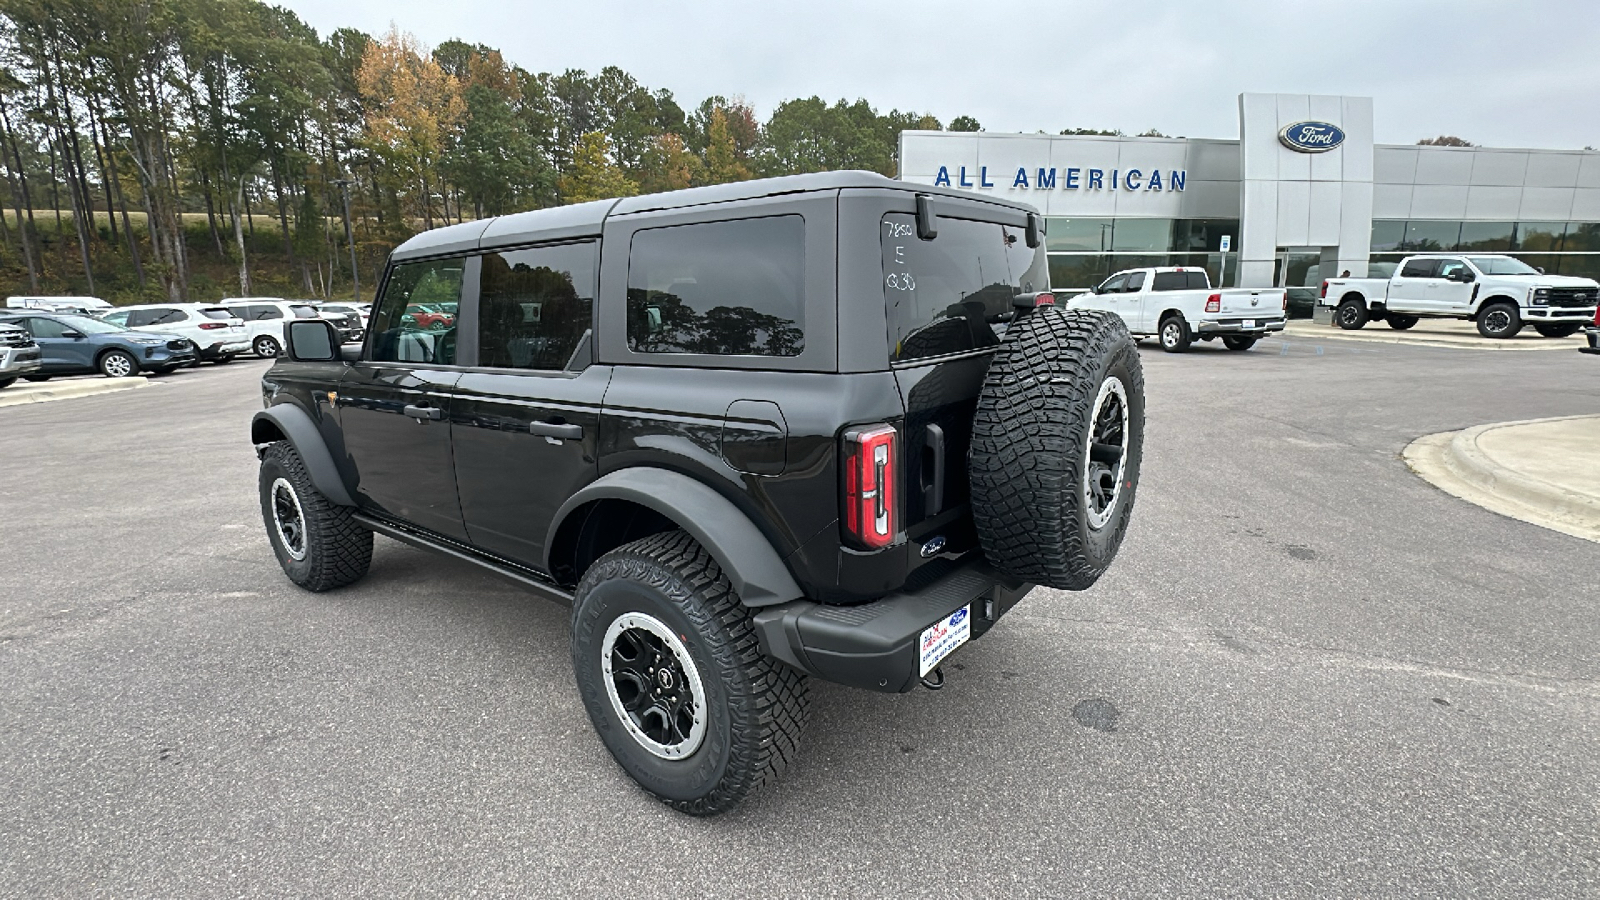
[1320,254,1599,339]
[1069,267,1289,352]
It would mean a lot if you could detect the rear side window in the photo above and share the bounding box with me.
[1400,259,1438,278]
[199,308,232,320]
[883,214,1017,363]
[289,305,318,319]
[369,258,465,365]
[1126,272,1147,291]
[478,242,596,370]
[626,216,805,357]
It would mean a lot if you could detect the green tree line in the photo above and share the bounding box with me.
[0,0,975,303]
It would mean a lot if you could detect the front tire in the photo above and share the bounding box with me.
[1476,302,1522,339]
[258,442,372,591]
[1533,322,1581,338]
[1158,315,1192,352]
[98,349,139,378]
[1336,299,1370,330]
[0,376,15,390]
[254,336,282,358]
[571,530,809,816]
[1386,314,1419,330]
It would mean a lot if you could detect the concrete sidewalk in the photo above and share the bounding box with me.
[1405,415,1600,544]
[1285,319,1586,351]
[0,375,151,409]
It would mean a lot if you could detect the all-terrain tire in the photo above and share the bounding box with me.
[1222,336,1257,351]
[1386,314,1419,330]
[970,307,1145,591]
[258,441,372,591]
[1476,301,1522,338]
[571,530,809,816]
[1533,322,1582,338]
[1158,315,1192,352]
[1336,299,1370,330]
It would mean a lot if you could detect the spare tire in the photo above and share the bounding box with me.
[970,307,1145,591]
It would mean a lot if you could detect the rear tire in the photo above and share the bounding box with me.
[1476,302,1522,339]
[1336,299,1369,330]
[1533,322,1581,338]
[258,442,372,591]
[571,530,809,816]
[212,354,236,365]
[1222,336,1257,351]
[1386,314,1419,330]
[971,307,1145,591]
[1158,315,1192,352]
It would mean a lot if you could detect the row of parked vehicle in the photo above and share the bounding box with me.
[0,295,375,388]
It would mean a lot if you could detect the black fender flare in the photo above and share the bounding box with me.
[546,467,805,607]
[251,404,355,507]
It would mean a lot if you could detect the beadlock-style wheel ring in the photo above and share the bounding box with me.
[1083,375,1130,531]
[270,476,308,561]
[601,612,707,760]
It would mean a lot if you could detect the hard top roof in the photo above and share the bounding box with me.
[391,170,1038,261]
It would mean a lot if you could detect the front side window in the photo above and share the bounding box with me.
[883,213,1018,363]
[479,242,596,371]
[1435,258,1470,280]
[369,257,465,365]
[1098,273,1129,294]
[627,216,805,357]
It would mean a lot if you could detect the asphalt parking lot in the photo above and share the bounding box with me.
[2,339,1597,898]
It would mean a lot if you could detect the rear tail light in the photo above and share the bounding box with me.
[1282,292,1289,312]
[842,424,897,549]
[1320,279,1329,299]
[1034,292,1055,307]
[1205,294,1221,313]
[199,322,227,330]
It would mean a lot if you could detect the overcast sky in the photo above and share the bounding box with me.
[278,0,1599,150]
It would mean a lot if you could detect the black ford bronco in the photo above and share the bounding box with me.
[252,172,1144,815]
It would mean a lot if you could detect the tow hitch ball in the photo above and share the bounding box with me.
[920,667,945,691]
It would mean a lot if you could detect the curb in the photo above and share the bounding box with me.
[1283,324,1580,351]
[1404,415,1600,544]
[0,376,151,409]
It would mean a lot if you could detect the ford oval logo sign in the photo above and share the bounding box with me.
[1279,121,1345,154]
[920,536,947,558]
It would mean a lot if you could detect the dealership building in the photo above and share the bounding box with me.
[898,93,1600,312]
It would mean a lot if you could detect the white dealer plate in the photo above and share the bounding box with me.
[1242,319,1256,329]
[919,605,971,676]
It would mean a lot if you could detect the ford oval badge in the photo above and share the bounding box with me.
[920,536,947,558]
[1278,121,1345,154]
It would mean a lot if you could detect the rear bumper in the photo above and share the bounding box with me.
[199,340,251,359]
[753,557,1031,693]
[1196,317,1287,335]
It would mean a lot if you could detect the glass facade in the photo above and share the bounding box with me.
[1369,220,1600,280]
[1045,218,1240,289]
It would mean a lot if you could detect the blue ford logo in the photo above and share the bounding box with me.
[1278,121,1345,154]
[920,536,947,558]
[949,608,968,626]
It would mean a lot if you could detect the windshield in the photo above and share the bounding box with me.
[1470,256,1541,275]
[57,314,125,334]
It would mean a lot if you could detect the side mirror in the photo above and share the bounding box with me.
[285,319,340,362]
[62,329,84,339]
[915,194,938,241]
[1536,267,1546,275]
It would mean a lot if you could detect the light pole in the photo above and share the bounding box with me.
[332,177,359,303]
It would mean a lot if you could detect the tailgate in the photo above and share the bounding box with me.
[1219,289,1284,318]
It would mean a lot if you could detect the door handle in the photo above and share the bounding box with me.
[529,420,583,440]
[402,404,443,421]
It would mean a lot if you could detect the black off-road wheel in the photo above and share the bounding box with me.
[1222,335,1257,351]
[1533,322,1581,338]
[571,530,809,816]
[1476,302,1522,339]
[970,307,1145,591]
[1386,314,1419,330]
[1336,299,1369,330]
[258,442,372,591]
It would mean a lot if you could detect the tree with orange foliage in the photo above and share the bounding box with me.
[356,28,465,229]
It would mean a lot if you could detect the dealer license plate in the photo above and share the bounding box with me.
[1241,319,1256,329]
[919,605,972,676]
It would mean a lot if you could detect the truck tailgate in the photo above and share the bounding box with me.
[1217,288,1285,319]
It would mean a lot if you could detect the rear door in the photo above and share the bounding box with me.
[885,210,1036,554]
[18,316,92,371]
[451,240,609,568]
[336,256,469,540]
[1389,258,1439,312]
[1143,269,1202,331]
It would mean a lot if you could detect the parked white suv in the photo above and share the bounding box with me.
[222,299,325,358]
[99,303,250,364]
[1069,266,1288,352]
[1320,254,1599,338]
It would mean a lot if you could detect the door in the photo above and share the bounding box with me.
[1388,257,1440,312]
[19,315,93,372]
[335,255,470,540]
[1431,258,1476,311]
[451,241,609,568]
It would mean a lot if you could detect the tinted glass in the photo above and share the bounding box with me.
[1516,222,1566,252]
[1564,223,1600,253]
[148,308,186,325]
[1152,271,1187,291]
[1110,219,1173,252]
[478,242,596,371]
[252,305,283,320]
[1402,221,1461,252]
[1125,271,1146,291]
[289,305,318,319]
[1044,217,1114,252]
[369,258,465,365]
[1435,258,1470,280]
[1098,273,1129,294]
[23,317,67,338]
[1399,258,1439,278]
[883,214,1017,363]
[1003,224,1049,294]
[200,308,232,320]
[100,310,130,326]
[1187,271,1210,289]
[1471,256,1539,275]
[1049,255,1114,289]
[1369,220,1406,252]
[1171,219,1240,252]
[1458,222,1515,252]
[627,216,804,357]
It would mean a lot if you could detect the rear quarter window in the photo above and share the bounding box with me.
[883,213,1030,364]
